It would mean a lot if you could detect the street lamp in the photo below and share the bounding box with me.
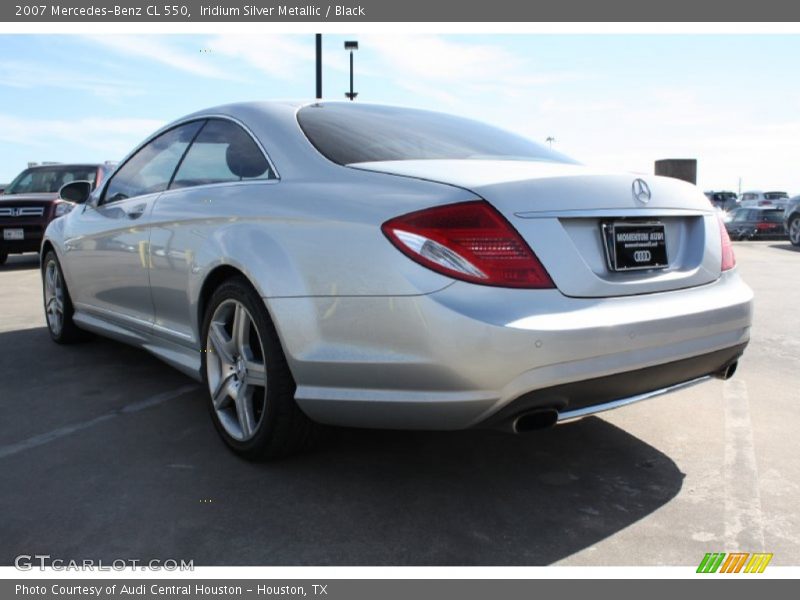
[344,40,358,101]
[546,136,556,148]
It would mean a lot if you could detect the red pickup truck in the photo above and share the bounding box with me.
[0,162,115,265]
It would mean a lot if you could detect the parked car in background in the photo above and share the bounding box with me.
[739,190,790,209]
[0,162,115,265]
[41,101,752,459]
[725,206,788,240]
[784,196,800,247]
[705,191,738,211]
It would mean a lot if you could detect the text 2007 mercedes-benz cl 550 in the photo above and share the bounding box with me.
[42,101,753,459]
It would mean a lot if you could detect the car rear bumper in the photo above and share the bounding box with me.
[267,269,753,430]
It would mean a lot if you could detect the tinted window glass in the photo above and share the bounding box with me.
[764,192,788,200]
[171,119,273,189]
[733,210,748,222]
[763,210,784,222]
[104,121,203,203]
[6,166,98,194]
[297,104,577,165]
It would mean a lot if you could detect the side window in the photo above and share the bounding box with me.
[103,121,203,203]
[170,119,274,190]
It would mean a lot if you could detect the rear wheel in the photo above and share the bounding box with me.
[42,251,86,344]
[789,216,800,247]
[0,250,7,265]
[201,276,321,459]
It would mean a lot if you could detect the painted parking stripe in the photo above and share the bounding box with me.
[723,378,766,552]
[0,384,198,460]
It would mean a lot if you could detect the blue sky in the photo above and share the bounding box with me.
[1,34,799,192]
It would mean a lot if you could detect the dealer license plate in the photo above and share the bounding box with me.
[602,222,668,271]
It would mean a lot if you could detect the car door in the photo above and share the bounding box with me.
[63,121,204,330]
[147,118,277,346]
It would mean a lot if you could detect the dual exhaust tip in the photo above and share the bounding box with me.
[714,360,738,381]
[511,360,739,434]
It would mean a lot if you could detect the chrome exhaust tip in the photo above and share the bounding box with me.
[512,408,559,433]
[715,361,738,380]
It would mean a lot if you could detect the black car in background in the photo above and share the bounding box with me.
[725,206,787,240]
[784,196,800,247]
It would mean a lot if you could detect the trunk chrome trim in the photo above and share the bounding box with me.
[515,208,711,219]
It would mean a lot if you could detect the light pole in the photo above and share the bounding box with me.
[546,136,556,148]
[344,40,358,100]
[315,34,322,99]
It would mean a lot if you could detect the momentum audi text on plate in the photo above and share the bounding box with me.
[41,101,753,459]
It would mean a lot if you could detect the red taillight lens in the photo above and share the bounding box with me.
[718,215,736,271]
[381,200,554,288]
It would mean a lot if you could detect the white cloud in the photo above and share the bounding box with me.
[0,114,164,162]
[0,60,142,100]
[360,34,585,104]
[209,34,313,81]
[84,35,232,80]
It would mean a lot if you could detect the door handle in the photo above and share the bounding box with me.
[126,204,147,219]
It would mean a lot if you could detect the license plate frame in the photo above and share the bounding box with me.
[602,221,669,272]
[3,228,24,241]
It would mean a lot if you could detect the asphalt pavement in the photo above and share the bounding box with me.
[0,242,798,566]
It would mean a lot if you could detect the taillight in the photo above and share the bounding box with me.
[756,222,775,230]
[381,200,554,288]
[717,215,736,271]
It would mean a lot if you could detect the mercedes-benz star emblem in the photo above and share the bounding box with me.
[632,178,651,204]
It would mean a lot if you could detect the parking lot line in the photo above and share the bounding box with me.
[723,378,765,552]
[0,384,198,460]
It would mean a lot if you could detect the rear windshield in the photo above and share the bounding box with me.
[297,104,577,166]
[763,210,784,222]
[764,192,788,200]
[6,166,97,194]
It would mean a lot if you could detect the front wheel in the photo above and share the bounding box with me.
[201,276,321,459]
[41,251,87,343]
[789,216,800,247]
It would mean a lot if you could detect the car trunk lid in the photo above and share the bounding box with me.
[352,160,721,298]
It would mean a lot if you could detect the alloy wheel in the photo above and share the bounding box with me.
[790,218,800,246]
[205,299,268,442]
[44,260,64,337]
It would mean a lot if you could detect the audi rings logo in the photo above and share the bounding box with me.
[633,250,652,263]
[632,178,652,204]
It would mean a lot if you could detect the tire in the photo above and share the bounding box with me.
[789,216,800,247]
[0,250,7,266]
[41,250,87,344]
[201,276,321,460]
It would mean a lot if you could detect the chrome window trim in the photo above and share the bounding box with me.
[99,114,281,205]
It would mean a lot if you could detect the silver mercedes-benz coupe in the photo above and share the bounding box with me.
[42,101,753,458]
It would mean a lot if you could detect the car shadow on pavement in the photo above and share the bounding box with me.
[0,327,685,566]
[0,253,39,271]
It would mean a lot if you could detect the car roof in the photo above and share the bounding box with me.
[25,163,105,169]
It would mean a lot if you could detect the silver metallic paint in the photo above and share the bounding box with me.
[43,101,754,429]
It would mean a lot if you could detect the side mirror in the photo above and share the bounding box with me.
[58,180,92,204]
